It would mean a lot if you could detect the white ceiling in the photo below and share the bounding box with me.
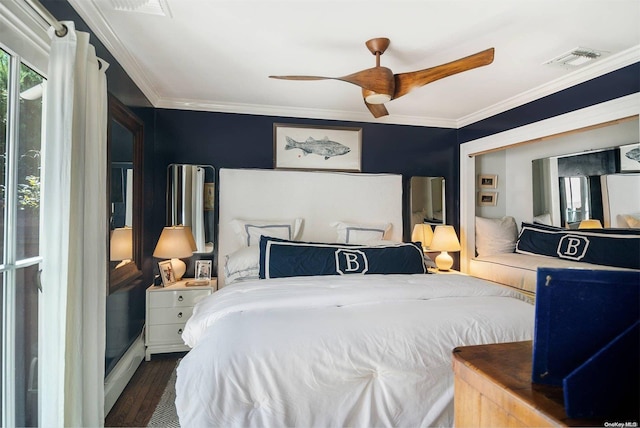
[67,0,640,127]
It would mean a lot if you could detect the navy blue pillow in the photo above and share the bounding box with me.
[516,222,640,269]
[259,236,427,279]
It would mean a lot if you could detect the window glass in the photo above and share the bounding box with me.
[16,63,42,260]
[0,46,43,427]
[15,265,39,427]
[1,49,8,264]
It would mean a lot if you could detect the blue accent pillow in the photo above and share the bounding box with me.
[516,222,640,269]
[259,237,427,279]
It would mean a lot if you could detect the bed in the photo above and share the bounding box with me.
[175,168,534,427]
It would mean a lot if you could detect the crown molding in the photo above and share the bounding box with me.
[457,44,640,128]
[155,97,458,128]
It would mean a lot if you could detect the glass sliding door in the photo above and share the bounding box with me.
[1,46,44,428]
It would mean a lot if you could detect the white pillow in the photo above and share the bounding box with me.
[331,221,391,244]
[230,218,303,247]
[475,216,518,257]
[533,213,552,226]
[224,246,260,284]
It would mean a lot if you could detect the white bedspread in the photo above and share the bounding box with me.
[176,274,534,427]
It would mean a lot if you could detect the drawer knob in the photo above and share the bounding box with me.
[178,328,183,335]
[177,312,183,318]
[178,295,183,302]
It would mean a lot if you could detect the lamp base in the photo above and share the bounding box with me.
[435,251,453,271]
[170,258,186,281]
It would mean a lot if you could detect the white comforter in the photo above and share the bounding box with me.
[176,274,534,428]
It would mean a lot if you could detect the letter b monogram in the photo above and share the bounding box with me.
[557,235,589,260]
[335,249,369,274]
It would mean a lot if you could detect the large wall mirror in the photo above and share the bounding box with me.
[167,164,215,254]
[108,94,144,293]
[532,145,640,228]
[410,176,445,232]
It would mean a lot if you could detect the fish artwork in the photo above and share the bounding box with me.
[285,136,351,160]
[625,147,640,163]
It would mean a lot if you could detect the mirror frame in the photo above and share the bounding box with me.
[409,176,446,227]
[166,164,216,254]
[107,94,144,294]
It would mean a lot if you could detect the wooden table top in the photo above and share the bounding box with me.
[453,341,606,427]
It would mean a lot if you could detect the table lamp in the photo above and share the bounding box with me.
[412,223,434,252]
[578,219,603,229]
[153,226,194,280]
[429,225,461,271]
[110,227,132,268]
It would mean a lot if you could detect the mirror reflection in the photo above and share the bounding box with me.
[410,176,445,233]
[167,164,215,253]
[532,146,640,228]
[107,94,143,293]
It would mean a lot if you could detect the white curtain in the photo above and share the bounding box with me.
[39,21,109,427]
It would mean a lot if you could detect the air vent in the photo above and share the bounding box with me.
[545,47,608,68]
[109,0,172,17]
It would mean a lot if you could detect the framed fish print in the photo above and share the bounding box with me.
[619,143,640,172]
[273,123,362,171]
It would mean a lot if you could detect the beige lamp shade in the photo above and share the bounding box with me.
[412,224,434,251]
[430,225,461,271]
[153,226,194,281]
[153,226,194,259]
[430,225,461,252]
[578,219,603,229]
[110,227,133,261]
[183,225,198,251]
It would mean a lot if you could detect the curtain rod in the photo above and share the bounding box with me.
[24,0,68,37]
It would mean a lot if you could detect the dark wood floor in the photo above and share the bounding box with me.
[105,352,185,427]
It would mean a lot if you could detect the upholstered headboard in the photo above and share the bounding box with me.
[602,173,640,228]
[217,168,403,286]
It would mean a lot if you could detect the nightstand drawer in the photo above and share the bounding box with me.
[148,289,210,308]
[147,323,187,345]
[149,306,194,325]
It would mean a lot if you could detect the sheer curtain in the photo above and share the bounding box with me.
[39,21,109,427]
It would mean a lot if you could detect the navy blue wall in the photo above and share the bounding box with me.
[148,110,459,274]
[458,63,640,142]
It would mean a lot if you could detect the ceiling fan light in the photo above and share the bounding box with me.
[365,92,392,104]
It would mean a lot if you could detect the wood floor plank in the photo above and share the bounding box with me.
[105,352,185,427]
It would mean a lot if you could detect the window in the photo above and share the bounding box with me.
[1,45,44,428]
[560,176,591,226]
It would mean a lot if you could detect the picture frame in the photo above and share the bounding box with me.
[619,143,640,172]
[195,260,212,281]
[478,191,498,206]
[478,174,498,189]
[273,123,362,172]
[158,260,176,287]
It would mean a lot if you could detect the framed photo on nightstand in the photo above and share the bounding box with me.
[195,260,212,280]
[158,260,176,287]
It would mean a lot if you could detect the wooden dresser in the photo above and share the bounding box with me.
[452,341,603,427]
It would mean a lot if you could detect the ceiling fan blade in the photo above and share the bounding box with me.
[340,67,395,95]
[269,75,334,81]
[271,67,395,95]
[364,102,389,118]
[393,48,495,99]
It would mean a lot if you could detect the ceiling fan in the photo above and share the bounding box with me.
[270,38,495,118]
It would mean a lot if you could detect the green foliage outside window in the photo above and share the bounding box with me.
[1,50,44,210]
